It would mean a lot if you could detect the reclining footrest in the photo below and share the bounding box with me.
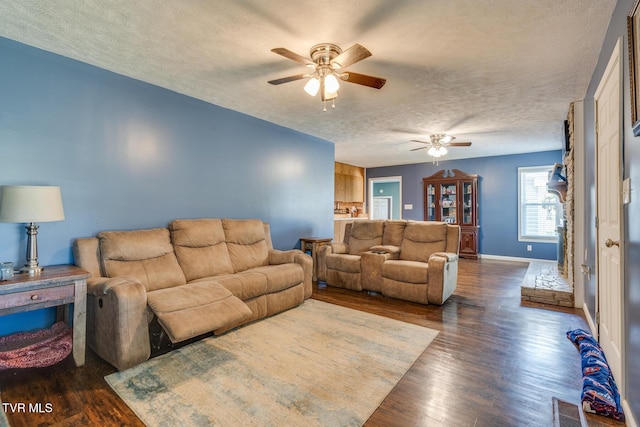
[146,280,252,343]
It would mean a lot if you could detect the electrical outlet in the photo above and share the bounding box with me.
[527,245,532,252]
[404,204,413,210]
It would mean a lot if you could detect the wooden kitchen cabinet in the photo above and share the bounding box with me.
[334,173,348,201]
[334,162,364,203]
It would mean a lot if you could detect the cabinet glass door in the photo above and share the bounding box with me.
[462,181,473,225]
[440,183,457,224]
[426,184,436,220]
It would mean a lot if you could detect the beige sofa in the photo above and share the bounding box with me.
[317,220,460,305]
[73,218,312,370]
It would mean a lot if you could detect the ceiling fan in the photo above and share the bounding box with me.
[268,43,387,110]
[410,134,472,164]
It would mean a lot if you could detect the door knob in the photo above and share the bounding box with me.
[605,238,620,248]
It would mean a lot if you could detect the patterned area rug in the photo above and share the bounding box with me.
[106,299,438,426]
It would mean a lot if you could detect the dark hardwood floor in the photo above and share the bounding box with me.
[0,259,626,426]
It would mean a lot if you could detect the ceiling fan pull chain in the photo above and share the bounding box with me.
[323,100,327,112]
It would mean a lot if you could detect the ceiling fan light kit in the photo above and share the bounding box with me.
[411,134,473,164]
[268,43,469,162]
[427,146,448,157]
[269,42,386,111]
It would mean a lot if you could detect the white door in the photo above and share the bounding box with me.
[372,196,392,219]
[594,38,624,390]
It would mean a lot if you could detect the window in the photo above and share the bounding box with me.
[518,165,560,243]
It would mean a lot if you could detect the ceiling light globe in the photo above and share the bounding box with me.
[324,74,340,93]
[304,78,320,96]
[427,146,448,157]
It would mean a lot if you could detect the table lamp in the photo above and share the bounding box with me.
[0,185,65,274]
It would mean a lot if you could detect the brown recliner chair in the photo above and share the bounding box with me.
[379,221,459,305]
[317,220,385,290]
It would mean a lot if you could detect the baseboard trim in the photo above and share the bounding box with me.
[622,399,638,427]
[478,254,556,263]
[582,303,597,338]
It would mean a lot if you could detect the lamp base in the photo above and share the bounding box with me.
[19,264,44,275]
[22,222,44,275]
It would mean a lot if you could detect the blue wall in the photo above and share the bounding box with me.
[0,37,335,335]
[366,150,562,260]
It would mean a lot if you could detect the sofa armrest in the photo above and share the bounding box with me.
[268,249,303,265]
[369,245,401,259]
[316,243,349,282]
[432,252,458,262]
[293,252,313,299]
[328,242,349,254]
[361,251,398,292]
[87,276,144,296]
[266,249,312,298]
[426,252,459,305]
[85,276,151,370]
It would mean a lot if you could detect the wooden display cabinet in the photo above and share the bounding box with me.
[423,169,479,259]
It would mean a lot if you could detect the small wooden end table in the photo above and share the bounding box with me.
[0,265,90,367]
[300,237,333,281]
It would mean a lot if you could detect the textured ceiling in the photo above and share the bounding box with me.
[0,1,616,167]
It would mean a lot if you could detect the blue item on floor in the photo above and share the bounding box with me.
[566,329,624,421]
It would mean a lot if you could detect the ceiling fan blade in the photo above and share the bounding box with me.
[447,142,472,146]
[268,74,307,85]
[410,146,428,151]
[331,44,372,69]
[271,48,315,67]
[341,72,386,89]
[410,139,431,145]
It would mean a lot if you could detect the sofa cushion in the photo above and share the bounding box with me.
[382,220,407,246]
[326,254,362,274]
[147,280,252,343]
[382,260,429,284]
[169,219,235,281]
[223,219,269,272]
[249,264,304,293]
[192,272,267,301]
[99,228,186,292]
[399,222,448,262]
[348,221,384,255]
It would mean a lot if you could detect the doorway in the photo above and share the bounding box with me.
[372,196,392,220]
[594,37,624,392]
[369,177,402,220]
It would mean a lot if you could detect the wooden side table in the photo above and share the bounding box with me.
[0,265,90,367]
[300,237,333,281]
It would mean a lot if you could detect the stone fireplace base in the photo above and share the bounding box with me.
[521,261,574,307]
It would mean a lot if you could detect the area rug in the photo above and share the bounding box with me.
[106,299,438,426]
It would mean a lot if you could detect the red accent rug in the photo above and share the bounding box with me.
[0,322,72,369]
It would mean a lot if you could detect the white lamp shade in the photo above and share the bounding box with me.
[0,185,65,223]
[427,146,448,157]
[324,74,340,93]
[304,78,320,96]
